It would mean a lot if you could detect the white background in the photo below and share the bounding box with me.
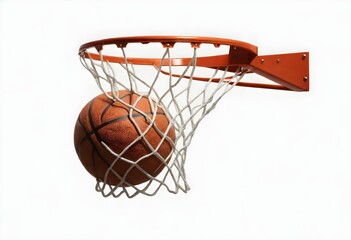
[1,0,351,239]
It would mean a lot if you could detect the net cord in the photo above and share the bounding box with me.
[79,45,245,198]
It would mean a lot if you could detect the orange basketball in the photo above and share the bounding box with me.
[74,90,176,186]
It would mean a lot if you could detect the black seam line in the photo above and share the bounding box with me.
[100,92,137,121]
[101,103,113,122]
[86,97,113,169]
[78,116,112,171]
[88,97,102,142]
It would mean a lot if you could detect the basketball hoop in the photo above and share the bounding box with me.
[76,36,309,198]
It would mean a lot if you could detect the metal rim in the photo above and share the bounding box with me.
[79,35,258,54]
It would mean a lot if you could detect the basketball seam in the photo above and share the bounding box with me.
[77,116,111,179]
[100,103,113,123]
[83,98,115,177]
[100,92,133,122]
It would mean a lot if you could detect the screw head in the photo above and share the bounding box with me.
[303,76,308,81]
[302,54,307,60]
[261,59,264,64]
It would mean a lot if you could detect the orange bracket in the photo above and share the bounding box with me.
[236,52,309,91]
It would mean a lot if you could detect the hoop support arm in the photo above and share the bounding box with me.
[246,52,309,91]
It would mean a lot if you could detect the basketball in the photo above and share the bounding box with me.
[74,90,176,186]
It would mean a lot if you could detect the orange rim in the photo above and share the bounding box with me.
[79,35,258,53]
[79,36,258,70]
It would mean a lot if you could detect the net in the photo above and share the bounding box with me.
[79,44,246,198]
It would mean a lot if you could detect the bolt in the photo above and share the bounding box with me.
[302,54,307,60]
[276,59,280,63]
[303,76,308,81]
[261,59,264,64]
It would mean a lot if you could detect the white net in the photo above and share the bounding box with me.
[79,44,246,198]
